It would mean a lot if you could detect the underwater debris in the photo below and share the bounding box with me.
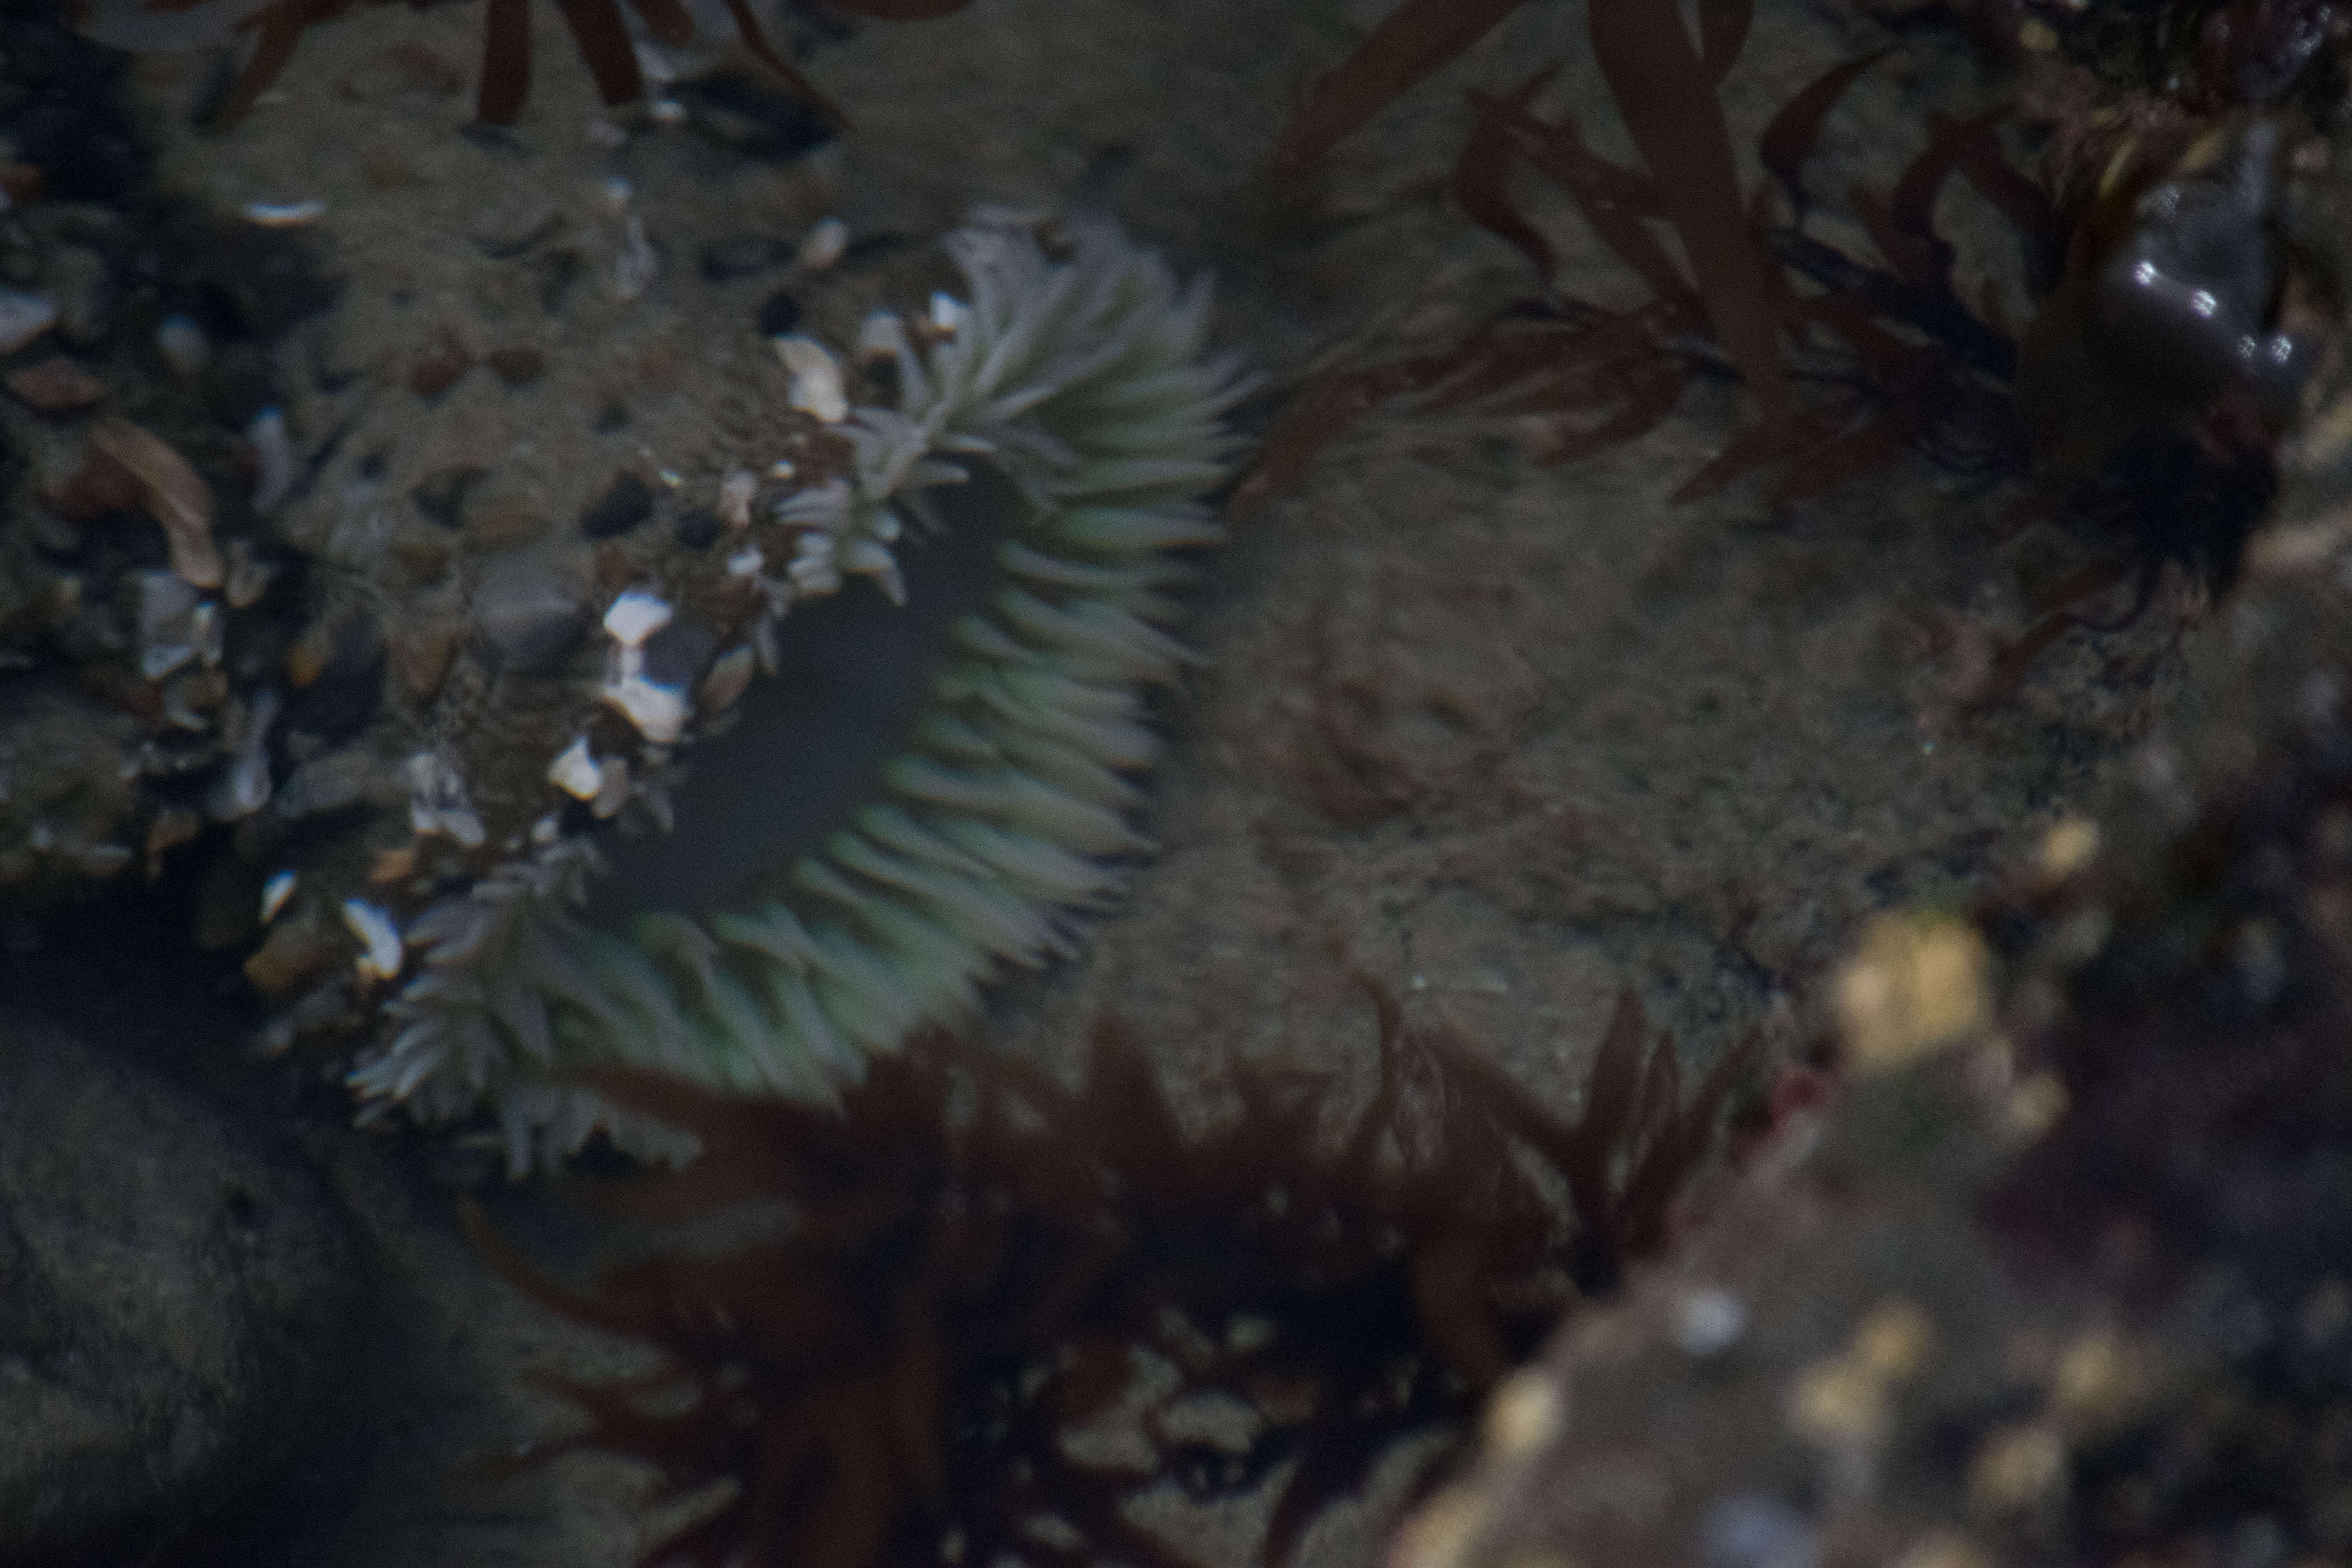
[67,0,973,128]
[341,215,1256,1173]
[465,988,1762,1568]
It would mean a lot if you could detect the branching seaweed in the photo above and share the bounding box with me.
[1245,0,2323,698]
[465,990,1762,1568]
[1241,15,2039,520]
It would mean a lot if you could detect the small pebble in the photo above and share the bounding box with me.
[0,289,59,354]
[470,193,557,258]
[155,314,211,375]
[407,340,472,398]
[797,217,848,270]
[4,357,104,412]
[474,562,586,673]
[578,471,654,539]
[409,465,486,528]
[1675,1288,1750,1357]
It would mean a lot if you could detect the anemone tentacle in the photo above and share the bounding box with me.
[344,217,1256,1172]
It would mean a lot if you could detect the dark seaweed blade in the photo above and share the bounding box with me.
[1588,0,1793,427]
[1455,68,1564,283]
[621,0,694,48]
[1697,0,1755,87]
[1617,1025,1766,1254]
[1225,347,1483,523]
[1269,0,1536,181]
[211,0,316,125]
[476,0,532,125]
[550,0,643,107]
[718,0,851,124]
[1758,51,1891,218]
[1489,102,1688,305]
[818,0,970,14]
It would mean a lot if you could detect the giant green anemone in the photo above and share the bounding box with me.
[344,216,1256,1171]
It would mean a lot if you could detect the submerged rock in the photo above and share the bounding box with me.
[0,1013,359,1562]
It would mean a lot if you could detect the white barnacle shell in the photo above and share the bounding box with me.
[857,310,909,363]
[701,646,756,712]
[405,750,487,848]
[775,335,849,423]
[341,898,404,982]
[548,736,603,800]
[717,468,759,530]
[797,217,849,271]
[603,588,673,650]
[604,673,689,744]
[260,869,296,923]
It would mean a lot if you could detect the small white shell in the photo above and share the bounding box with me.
[240,200,326,228]
[726,546,765,578]
[701,646,756,712]
[718,468,758,530]
[604,675,688,744]
[797,217,848,270]
[591,754,632,818]
[247,407,294,515]
[260,869,296,923]
[775,336,848,423]
[341,898,404,982]
[603,588,673,650]
[857,310,909,363]
[547,736,603,800]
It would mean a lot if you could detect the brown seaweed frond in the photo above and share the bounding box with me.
[1242,33,2048,518]
[192,0,970,128]
[468,995,1762,1568]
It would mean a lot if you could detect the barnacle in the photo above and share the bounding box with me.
[342,216,1256,1172]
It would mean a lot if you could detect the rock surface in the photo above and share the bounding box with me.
[0,1012,359,1563]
